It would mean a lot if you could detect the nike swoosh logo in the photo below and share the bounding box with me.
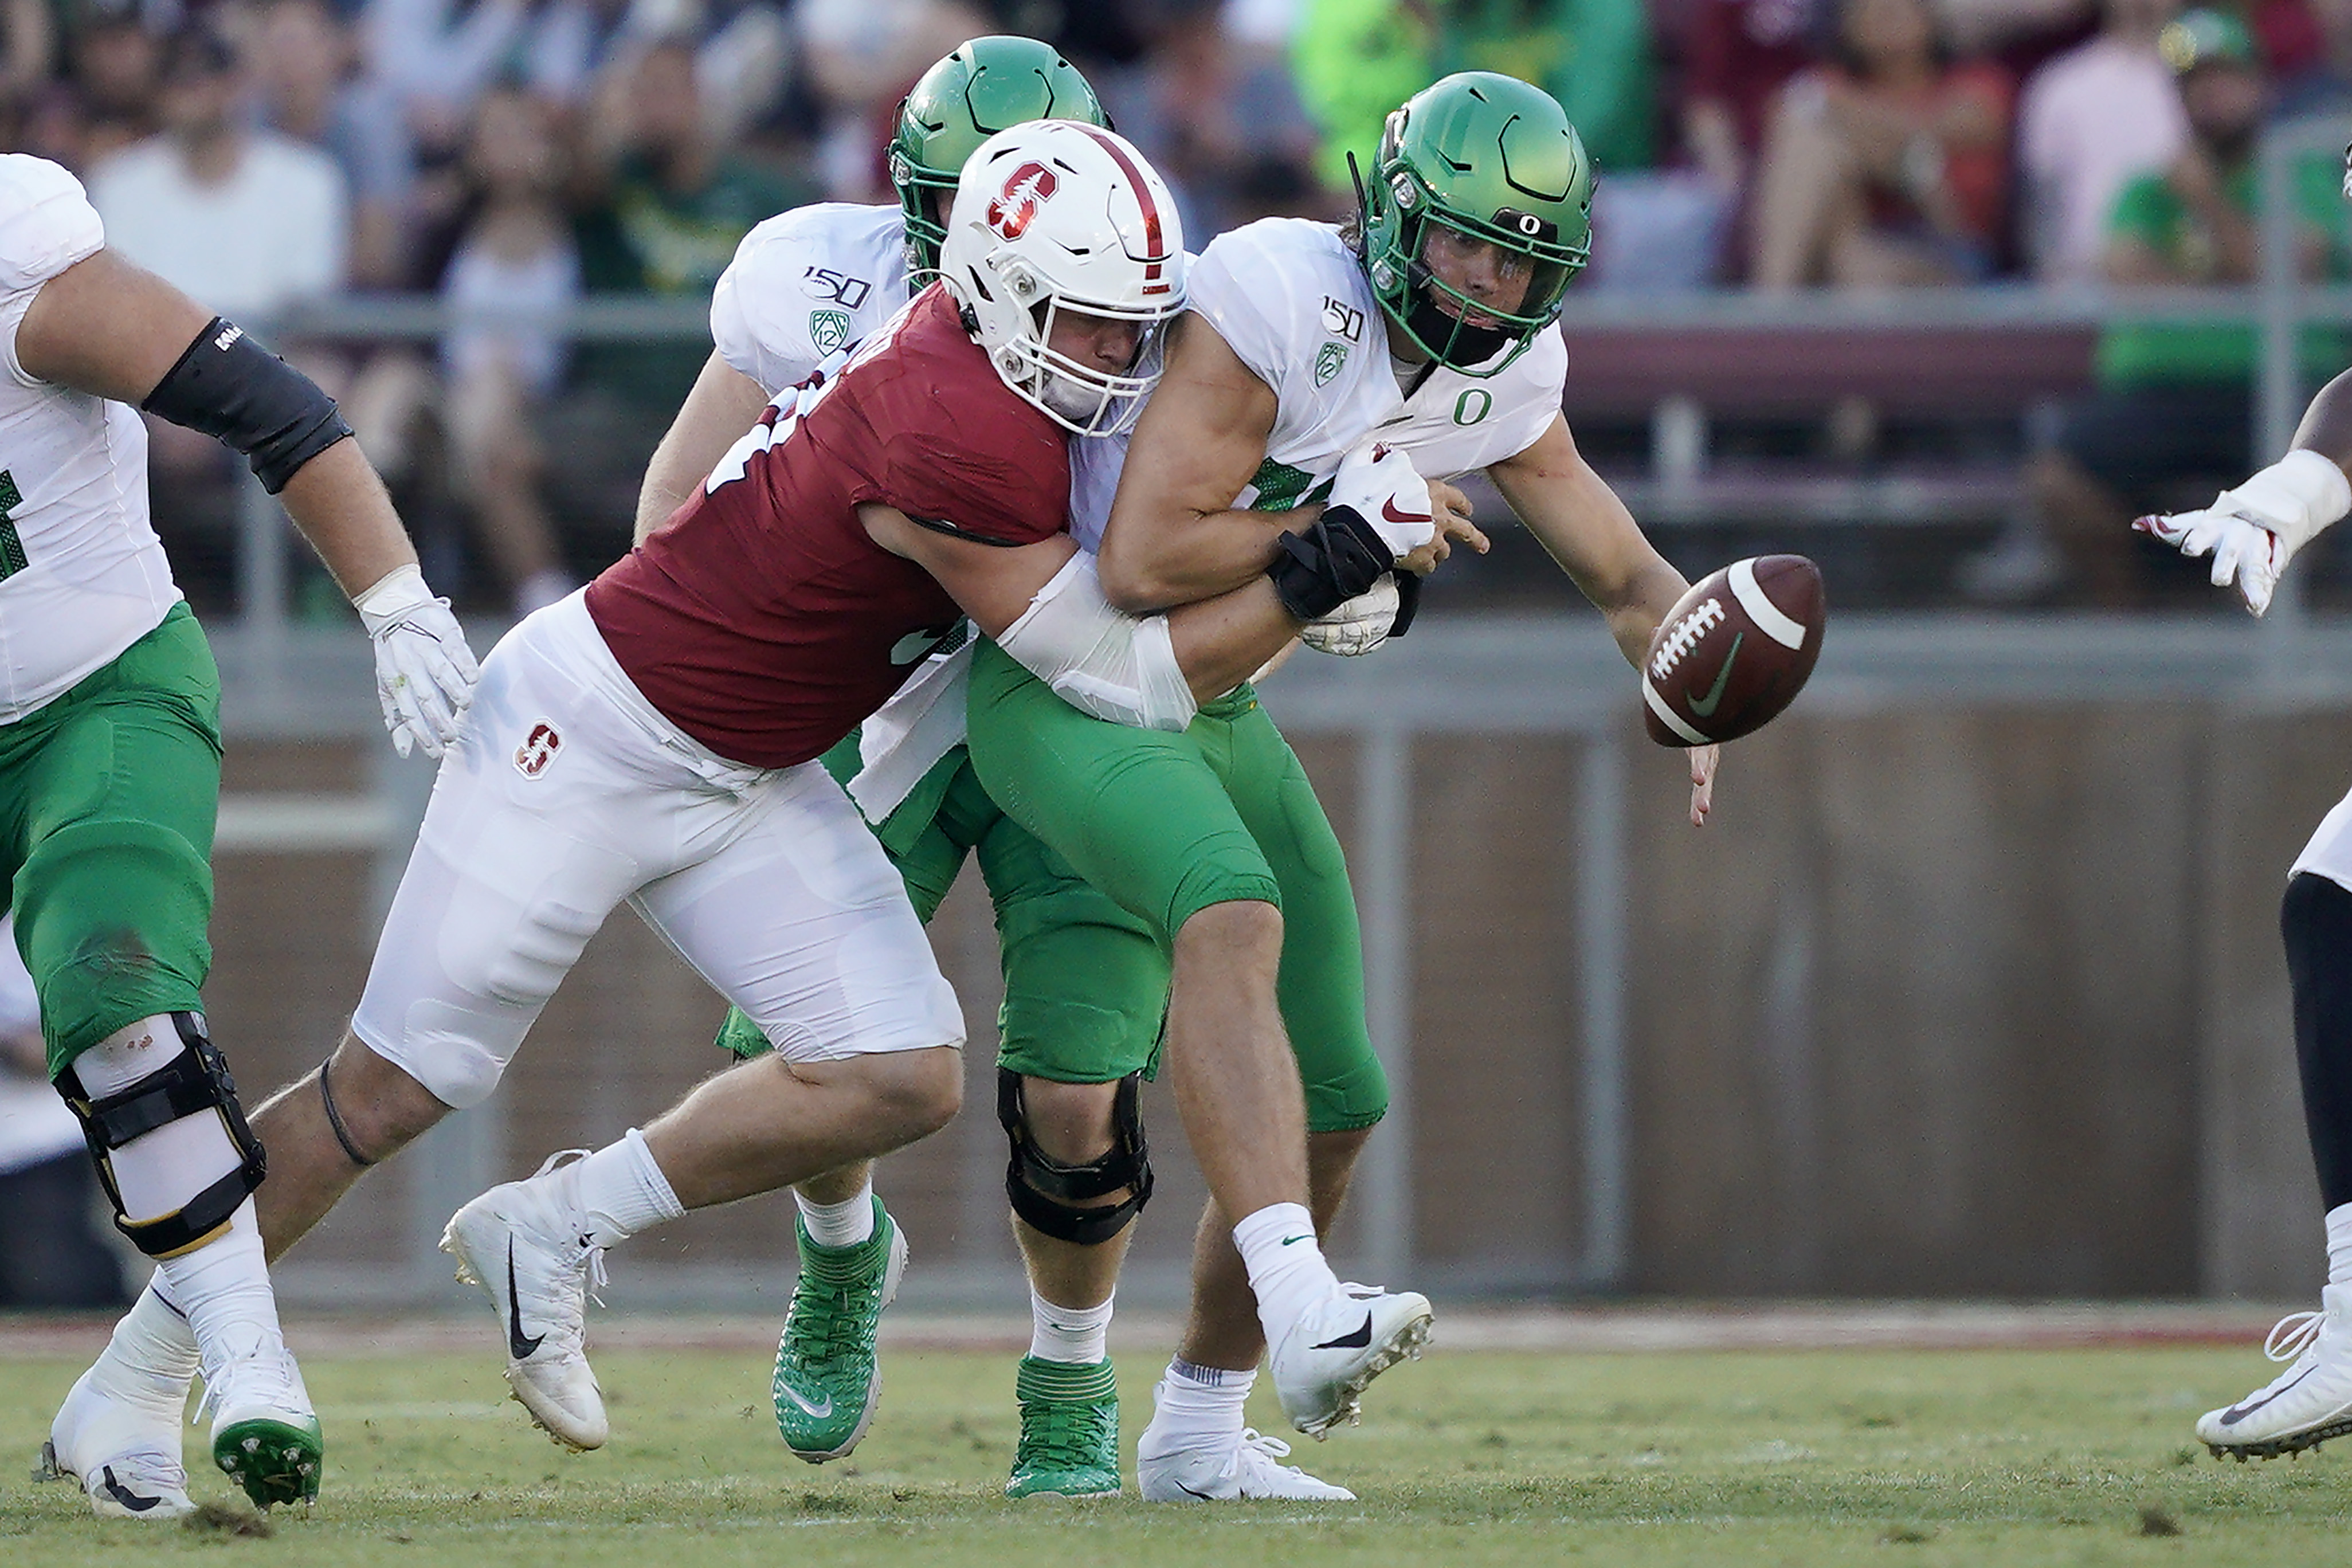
[1311,1314,1374,1351]
[1381,497,1432,527]
[1685,632,1744,719]
[1175,1480,1214,1499]
[2220,1365,2316,1425]
[891,629,949,665]
[777,1384,834,1419]
[98,1466,163,1512]
[1280,1234,1311,1246]
[507,1241,545,1359]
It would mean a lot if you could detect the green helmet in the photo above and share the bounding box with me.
[1359,72,1594,377]
[888,36,1108,275]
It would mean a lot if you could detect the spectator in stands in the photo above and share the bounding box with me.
[2028,9,2352,602]
[87,19,350,316]
[1292,1,1657,195]
[440,85,583,617]
[2274,0,2352,113]
[1118,0,1327,236]
[250,0,417,291]
[2,0,55,115]
[2015,0,2186,284]
[0,916,130,1311]
[1682,0,1830,194]
[65,1,164,168]
[1747,0,2012,288]
[797,0,987,201]
[555,36,803,556]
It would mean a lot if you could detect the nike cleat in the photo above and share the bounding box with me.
[1005,1357,1120,1499]
[441,1150,610,1451]
[198,1327,324,1509]
[771,1196,905,1462]
[39,1291,201,1520]
[1138,1417,1355,1502]
[1268,1282,1432,1439]
[2198,1284,2352,1459]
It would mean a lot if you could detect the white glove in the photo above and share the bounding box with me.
[1300,576,1401,656]
[354,564,481,758]
[2134,448,2351,616]
[1327,440,1435,557]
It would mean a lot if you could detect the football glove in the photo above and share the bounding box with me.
[354,564,481,758]
[1301,577,1400,656]
[1324,441,1435,557]
[2135,448,2351,616]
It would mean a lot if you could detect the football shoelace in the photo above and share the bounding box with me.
[1016,1391,1116,1470]
[781,1268,881,1379]
[2264,1310,2327,1365]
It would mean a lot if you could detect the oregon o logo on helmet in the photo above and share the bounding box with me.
[987,162,1060,240]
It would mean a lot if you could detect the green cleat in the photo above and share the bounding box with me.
[1005,1356,1121,1499]
[213,1414,323,1510]
[771,1197,906,1462]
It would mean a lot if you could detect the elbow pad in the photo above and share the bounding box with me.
[142,318,352,494]
[997,554,1198,732]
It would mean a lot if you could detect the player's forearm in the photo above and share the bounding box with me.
[637,352,773,543]
[1165,580,1305,699]
[1605,559,1695,671]
[1095,505,1301,613]
[276,438,421,599]
[2293,370,2352,477]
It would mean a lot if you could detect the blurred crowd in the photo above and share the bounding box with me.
[2,0,2349,607]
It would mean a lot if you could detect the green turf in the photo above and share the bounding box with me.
[0,1340,2342,1564]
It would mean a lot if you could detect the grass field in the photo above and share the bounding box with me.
[2,1334,2347,1566]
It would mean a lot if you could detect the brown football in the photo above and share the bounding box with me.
[1641,555,1825,747]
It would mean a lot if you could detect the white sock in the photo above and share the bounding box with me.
[71,1019,241,1226]
[795,1178,876,1248]
[572,1128,684,1247]
[114,1276,201,1383]
[1029,1288,1114,1363]
[156,1197,283,1372]
[1146,1357,1253,1448]
[1231,1202,1341,1353]
[2326,1202,2352,1289]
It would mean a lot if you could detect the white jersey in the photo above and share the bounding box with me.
[1188,218,1566,511]
[0,155,181,727]
[710,202,914,401]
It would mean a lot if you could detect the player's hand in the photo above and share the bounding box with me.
[354,565,482,758]
[2135,507,2283,614]
[1327,441,1436,559]
[1300,576,1401,656]
[1396,479,1489,576]
[2134,450,2352,616]
[1689,743,1719,828]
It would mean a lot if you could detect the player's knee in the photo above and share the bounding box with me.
[998,1069,1153,1246]
[57,1012,264,1259]
[864,1045,963,1139]
[1173,899,1283,965]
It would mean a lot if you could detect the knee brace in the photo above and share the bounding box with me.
[59,1012,266,1258]
[997,1068,1154,1247]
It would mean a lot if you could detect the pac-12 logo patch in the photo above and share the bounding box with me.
[987,162,1060,240]
[809,310,851,356]
[1314,341,1349,387]
[514,722,562,778]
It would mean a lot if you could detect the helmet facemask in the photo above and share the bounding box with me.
[981,256,1178,438]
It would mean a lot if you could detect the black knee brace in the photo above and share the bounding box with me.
[59,1013,267,1258]
[998,1069,1154,1247]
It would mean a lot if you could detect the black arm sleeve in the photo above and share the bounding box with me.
[140,318,352,495]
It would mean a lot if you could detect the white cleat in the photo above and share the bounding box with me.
[1268,1282,1433,1440]
[441,1151,611,1451]
[1138,1415,1357,1502]
[2197,1284,2352,1459]
[40,1312,197,1520]
[198,1326,324,1509]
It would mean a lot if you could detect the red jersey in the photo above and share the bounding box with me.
[585,286,1070,769]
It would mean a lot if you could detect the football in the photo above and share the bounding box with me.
[1641,555,1826,747]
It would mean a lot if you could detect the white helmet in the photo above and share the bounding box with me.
[939,120,1187,437]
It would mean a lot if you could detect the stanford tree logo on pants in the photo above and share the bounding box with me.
[514,722,562,778]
